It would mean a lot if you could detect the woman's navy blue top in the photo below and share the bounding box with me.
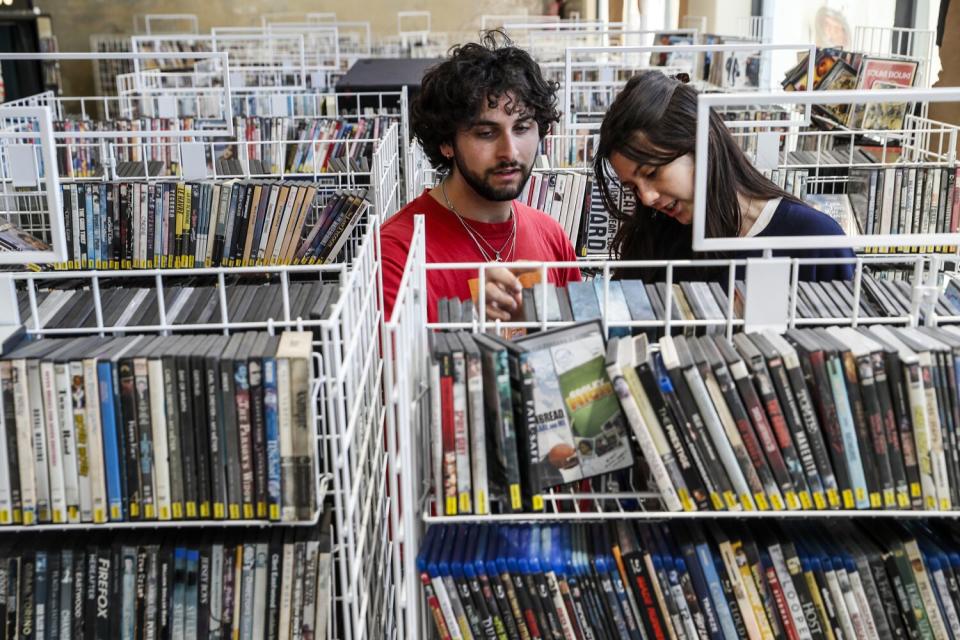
[741,198,855,281]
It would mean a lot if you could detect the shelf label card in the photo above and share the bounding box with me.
[157,95,177,119]
[8,145,37,188]
[743,257,790,333]
[755,132,780,171]
[180,142,208,180]
[270,94,290,117]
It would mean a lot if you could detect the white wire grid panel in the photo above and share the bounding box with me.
[854,25,936,90]
[532,28,700,84]
[0,106,65,264]
[131,32,311,94]
[24,90,405,188]
[0,52,234,136]
[692,87,960,252]
[321,212,394,640]
[539,131,601,169]
[226,88,407,119]
[383,215,430,640]
[561,42,815,132]
[371,122,403,222]
[397,10,431,42]
[264,21,371,70]
[523,25,680,56]
[89,35,134,98]
[210,25,342,81]
[382,215,960,638]
[403,138,436,207]
[730,112,959,168]
[3,261,351,529]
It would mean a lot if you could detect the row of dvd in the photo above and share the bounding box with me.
[419,520,960,640]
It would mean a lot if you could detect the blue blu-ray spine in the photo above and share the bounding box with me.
[98,360,124,521]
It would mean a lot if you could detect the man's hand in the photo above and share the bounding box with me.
[481,267,523,322]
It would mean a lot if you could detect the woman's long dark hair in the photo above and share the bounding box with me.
[593,71,799,280]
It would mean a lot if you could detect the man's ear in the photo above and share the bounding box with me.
[439,141,453,160]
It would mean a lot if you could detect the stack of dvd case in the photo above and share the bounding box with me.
[419,520,960,640]
[431,320,635,516]
[430,320,960,515]
[0,331,317,525]
[0,518,332,640]
[17,280,340,331]
[439,274,960,337]
[51,181,369,271]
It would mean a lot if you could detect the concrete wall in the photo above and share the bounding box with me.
[33,0,546,95]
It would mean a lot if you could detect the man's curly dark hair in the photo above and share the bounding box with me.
[411,30,561,172]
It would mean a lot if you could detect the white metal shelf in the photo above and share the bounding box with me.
[693,87,960,253]
[383,214,960,640]
[562,42,815,132]
[0,52,235,136]
[423,508,960,524]
[0,475,330,531]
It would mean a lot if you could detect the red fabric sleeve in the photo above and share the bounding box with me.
[379,220,414,323]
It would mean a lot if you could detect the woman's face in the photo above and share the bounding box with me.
[608,150,695,225]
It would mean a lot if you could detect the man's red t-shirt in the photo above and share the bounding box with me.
[380,190,582,322]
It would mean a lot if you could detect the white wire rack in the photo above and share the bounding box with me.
[0,106,65,265]
[210,25,342,84]
[380,212,960,639]
[529,27,699,84]
[383,214,430,640]
[522,24,675,54]
[562,42,814,132]
[0,52,234,135]
[319,208,393,640]
[396,10,432,47]
[227,87,407,119]
[403,138,436,207]
[539,131,599,169]
[263,20,372,70]
[260,11,337,28]
[854,25,936,90]
[15,89,404,190]
[0,147,395,640]
[1,262,350,525]
[89,35,134,98]
[730,112,959,168]
[693,87,960,253]
[130,32,311,94]
[370,122,403,222]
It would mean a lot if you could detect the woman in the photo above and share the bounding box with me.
[593,70,855,283]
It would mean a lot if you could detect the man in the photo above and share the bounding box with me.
[380,32,581,323]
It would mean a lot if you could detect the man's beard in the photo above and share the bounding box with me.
[452,153,533,202]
